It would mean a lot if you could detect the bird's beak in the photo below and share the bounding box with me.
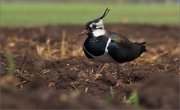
[78,30,88,36]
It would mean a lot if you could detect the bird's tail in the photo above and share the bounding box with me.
[136,42,147,53]
[140,42,147,53]
[140,44,147,53]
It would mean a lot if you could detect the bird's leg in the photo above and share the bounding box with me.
[116,64,122,81]
[116,64,119,79]
[94,63,107,80]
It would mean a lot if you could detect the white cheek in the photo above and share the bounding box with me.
[89,24,92,28]
[93,29,106,37]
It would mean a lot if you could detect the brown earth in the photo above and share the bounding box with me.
[0,24,179,109]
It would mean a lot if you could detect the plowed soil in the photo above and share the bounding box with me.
[0,24,179,109]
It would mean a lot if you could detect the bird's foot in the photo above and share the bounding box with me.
[94,64,107,81]
[94,73,102,80]
[115,79,123,87]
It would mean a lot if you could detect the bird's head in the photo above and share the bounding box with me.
[78,8,110,37]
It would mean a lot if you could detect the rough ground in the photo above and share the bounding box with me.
[0,24,179,109]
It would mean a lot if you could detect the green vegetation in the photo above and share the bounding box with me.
[126,90,139,105]
[0,3,179,25]
[5,52,15,75]
[107,86,116,103]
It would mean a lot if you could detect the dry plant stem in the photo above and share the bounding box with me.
[84,80,97,84]
[19,57,26,75]
[60,30,67,59]
[153,51,168,61]
[15,80,28,87]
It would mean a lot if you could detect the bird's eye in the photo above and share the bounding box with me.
[92,24,96,29]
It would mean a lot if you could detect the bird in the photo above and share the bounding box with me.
[78,8,146,80]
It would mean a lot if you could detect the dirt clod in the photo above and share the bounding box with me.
[101,74,117,86]
[138,73,179,109]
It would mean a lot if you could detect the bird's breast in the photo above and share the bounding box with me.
[83,36,108,56]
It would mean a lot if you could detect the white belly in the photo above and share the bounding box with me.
[94,52,117,63]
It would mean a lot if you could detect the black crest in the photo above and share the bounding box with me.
[98,8,110,19]
[85,8,110,31]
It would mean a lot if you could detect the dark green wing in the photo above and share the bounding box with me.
[107,32,132,49]
[107,32,146,63]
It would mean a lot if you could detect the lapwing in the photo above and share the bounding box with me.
[78,8,146,80]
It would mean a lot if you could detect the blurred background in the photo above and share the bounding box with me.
[0,0,179,26]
